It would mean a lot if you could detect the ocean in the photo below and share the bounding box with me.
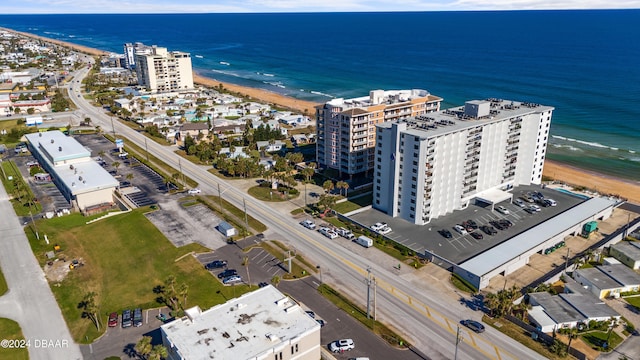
[1,10,639,181]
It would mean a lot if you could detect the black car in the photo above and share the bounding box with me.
[470,232,483,240]
[133,308,143,327]
[461,319,485,333]
[217,269,238,279]
[438,229,453,238]
[498,219,513,228]
[463,220,478,229]
[489,220,505,231]
[122,309,132,328]
[480,225,497,235]
[258,282,269,288]
[205,260,228,270]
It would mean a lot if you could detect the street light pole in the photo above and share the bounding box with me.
[366,267,372,319]
[454,325,462,360]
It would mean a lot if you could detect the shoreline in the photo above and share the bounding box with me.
[5,27,640,204]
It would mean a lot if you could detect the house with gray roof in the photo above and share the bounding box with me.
[528,276,620,333]
[609,241,640,270]
[573,264,640,299]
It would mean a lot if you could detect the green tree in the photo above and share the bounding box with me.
[323,180,334,194]
[112,161,121,174]
[135,336,153,358]
[78,292,101,331]
[271,275,281,288]
[148,344,168,360]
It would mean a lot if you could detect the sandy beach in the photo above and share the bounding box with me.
[5,27,640,204]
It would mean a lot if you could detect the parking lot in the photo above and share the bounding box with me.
[349,185,584,264]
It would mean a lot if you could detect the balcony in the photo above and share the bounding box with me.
[353,117,368,125]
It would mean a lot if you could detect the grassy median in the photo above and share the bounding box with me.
[0,318,28,360]
[26,208,251,343]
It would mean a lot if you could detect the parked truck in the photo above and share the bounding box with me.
[355,235,373,248]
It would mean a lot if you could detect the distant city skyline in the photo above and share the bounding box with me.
[1,0,639,14]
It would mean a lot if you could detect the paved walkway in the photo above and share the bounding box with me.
[0,183,82,359]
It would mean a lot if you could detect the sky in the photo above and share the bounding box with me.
[1,0,639,14]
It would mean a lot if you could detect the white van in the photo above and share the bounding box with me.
[355,235,373,248]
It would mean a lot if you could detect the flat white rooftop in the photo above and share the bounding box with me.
[26,131,90,163]
[162,285,319,360]
[459,196,618,277]
[326,89,435,109]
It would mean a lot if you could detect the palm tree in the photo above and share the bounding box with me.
[178,283,189,310]
[126,173,134,183]
[148,345,168,360]
[323,180,334,194]
[271,275,281,288]
[342,181,349,197]
[242,256,251,288]
[79,292,101,331]
[135,336,153,358]
[112,161,121,174]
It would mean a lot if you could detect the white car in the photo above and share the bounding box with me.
[371,222,392,234]
[529,204,541,212]
[545,198,557,207]
[453,224,468,235]
[188,188,201,194]
[300,220,316,230]
[319,227,338,239]
[496,205,510,215]
[329,339,355,353]
[336,227,355,240]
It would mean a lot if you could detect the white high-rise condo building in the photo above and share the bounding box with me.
[135,45,194,93]
[123,42,152,69]
[374,99,553,225]
[316,89,442,177]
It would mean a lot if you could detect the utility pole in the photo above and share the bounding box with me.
[178,159,184,188]
[454,326,463,360]
[243,198,249,240]
[373,276,377,321]
[623,212,631,238]
[110,114,116,138]
[217,183,223,213]
[564,247,571,273]
[144,137,149,162]
[366,267,373,319]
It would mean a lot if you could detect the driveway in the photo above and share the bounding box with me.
[0,181,82,359]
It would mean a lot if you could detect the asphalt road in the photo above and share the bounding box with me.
[0,178,83,359]
[68,67,545,360]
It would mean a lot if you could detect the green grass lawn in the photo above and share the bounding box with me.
[0,159,43,216]
[0,318,28,360]
[332,193,372,214]
[247,185,299,202]
[27,209,250,343]
[0,268,7,296]
[581,330,623,351]
[625,296,640,311]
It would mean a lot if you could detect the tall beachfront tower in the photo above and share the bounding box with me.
[135,45,194,93]
[315,89,442,178]
[374,99,553,225]
[123,42,152,69]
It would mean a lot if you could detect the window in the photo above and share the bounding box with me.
[376,186,380,191]
[413,160,418,165]
[414,144,419,150]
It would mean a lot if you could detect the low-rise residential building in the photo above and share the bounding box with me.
[176,122,209,144]
[573,264,640,299]
[257,140,284,153]
[161,286,320,360]
[609,241,640,270]
[528,277,620,333]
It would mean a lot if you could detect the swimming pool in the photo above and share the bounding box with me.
[552,188,591,200]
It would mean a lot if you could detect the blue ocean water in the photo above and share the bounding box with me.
[1,11,639,181]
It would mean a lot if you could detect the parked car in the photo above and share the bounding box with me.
[524,206,537,214]
[336,227,355,240]
[496,205,510,215]
[521,195,535,203]
[108,312,118,327]
[218,269,238,279]
[223,275,242,284]
[187,188,201,194]
[453,224,468,235]
[205,260,227,270]
[489,220,506,231]
[463,220,478,229]
[470,232,483,240]
[319,227,339,239]
[513,198,526,208]
[438,229,453,238]
[544,198,557,207]
[316,319,327,327]
[329,339,355,353]
[300,219,316,230]
[258,282,269,288]
[122,309,132,328]
[529,204,541,212]
[498,219,513,228]
[480,225,497,235]
[133,308,143,327]
[371,222,391,235]
[461,319,485,333]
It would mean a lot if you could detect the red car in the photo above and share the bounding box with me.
[108,312,118,327]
